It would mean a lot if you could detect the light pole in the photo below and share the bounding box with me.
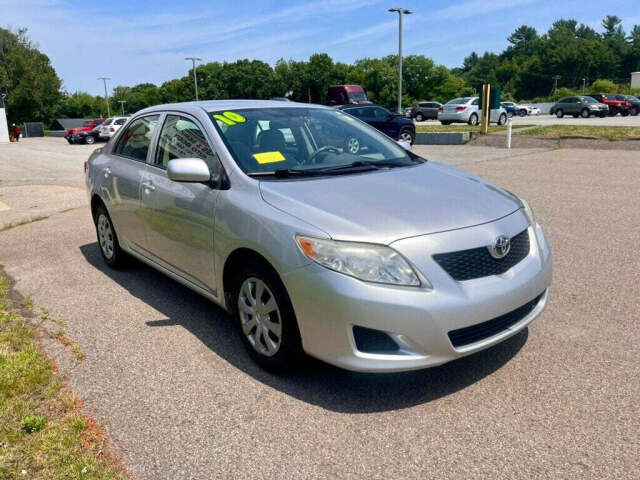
[185,57,202,101]
[118,100,127,116]
[97,77,111,117]
[552,75,561,95]
[581,78,586,94]
[389,7,412,114]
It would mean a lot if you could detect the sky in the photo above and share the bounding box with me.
[2,0,639,95]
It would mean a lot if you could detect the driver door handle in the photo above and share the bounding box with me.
[142,180,156,192]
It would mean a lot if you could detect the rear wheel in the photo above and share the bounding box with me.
[497,113,507,125]
[631,107,639,116]
[580,108,590,118]
[621,109,630,117]
[518,109,527,117]
[399,128,414,144]
[468,113,479,126]
[85,135,95,144]
[415,112,424,122]
[440,121,451,126]
[555,109,564,118]
[232,263,303,372]
[345,135,360,154]
[94,204,127,268]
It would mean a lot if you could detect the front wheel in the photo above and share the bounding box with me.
[631,107,639,116]
[498,113,507,125]
[580,108,590,118]
[440,121,451,125]
[85,135,95,145]
[415,113,424,122]
[468,113,479,126]
[555,109,564,118]
[399,128,415,144]
[518,109,527,117]
[233,264,303,372]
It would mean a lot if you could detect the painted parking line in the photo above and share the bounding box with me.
[0,200,10,212]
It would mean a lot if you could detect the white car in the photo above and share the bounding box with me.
[522,105,540,115]
[99,117,129,140]
[438,97,507,126]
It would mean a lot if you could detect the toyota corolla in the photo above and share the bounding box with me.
[85,100,552,372]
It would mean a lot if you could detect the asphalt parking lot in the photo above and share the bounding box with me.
[1,138,639,479]
[415,113,640,127]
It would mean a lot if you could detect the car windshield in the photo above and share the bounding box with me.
[580,96,598,103]
[209,107,418,178]
[447,97,471,105]
[605,94,616,100]
[348,91,367,101]
[103,118,114,125]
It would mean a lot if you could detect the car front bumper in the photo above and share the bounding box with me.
[282,211,552,372]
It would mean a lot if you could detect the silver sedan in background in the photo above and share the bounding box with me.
[86,100,551,373]
[438,96,508,126]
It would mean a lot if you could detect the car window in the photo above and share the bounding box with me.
[113,115,159,162]
[154,115,215,169]
[372,107,389,119]
[559,98,569,103]
[209,107,414,177]
[115,118,127,125]
[471,98,479,106]
[446,97,471,105]
[344,108,365,118]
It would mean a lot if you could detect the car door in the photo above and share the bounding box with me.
[371,106,396,137]
[138,113,220,293]
[105,114,160,250]
[426,103,439,119]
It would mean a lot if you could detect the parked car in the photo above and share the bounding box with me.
[411,101,442,121]
[586,93,631,116]
[86,100,552,372]
[523,105,541,115]
[65,119,104,144]
[327,85,370,106]
[615,94,640,116]
[549,96,608,118]
[501,102,528,117]
[98,117,129,140]
[337,104,415,144]
[72,124,103,144]
[438,97,507,126]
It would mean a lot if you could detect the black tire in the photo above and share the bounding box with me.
[399,127,415,144]
[518,109,527,117]
[621,109,630,117]
[415,112,424,122]
[85,135,95,145]
[572,114,579,118]
[555,109,564,118]
[580,108,590,118]
[94,204,128,268]
[599,113,607,118]
[440,121,451,125]
[232,262,303,372]
[67,138,74,144]
[631,107,639,116]
[468,113,479,126]
[608,108,617,117]
[498,113,507,125]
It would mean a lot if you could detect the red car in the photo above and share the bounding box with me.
[586,94,631,116]
[65,119,104,144]
[326,85,371,106]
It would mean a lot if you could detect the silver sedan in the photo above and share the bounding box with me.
[86,100,552,372]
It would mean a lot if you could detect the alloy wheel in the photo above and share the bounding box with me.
[97,214,114,259]
[346,136,360,154]
[238,277,282,357]
[399,130,413,143]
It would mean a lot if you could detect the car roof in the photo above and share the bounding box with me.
[135,99,330,117]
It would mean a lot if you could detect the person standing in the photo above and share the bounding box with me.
[11,123,20,142]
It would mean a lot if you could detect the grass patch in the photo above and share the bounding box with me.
[518,125,640,141]
[0,273,126,479]
[0,216,49,233]
[416,124,533,134]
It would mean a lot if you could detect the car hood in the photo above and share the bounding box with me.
[259,162,521,244]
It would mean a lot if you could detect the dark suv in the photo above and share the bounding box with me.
[615,94,640,116]
[549,96,608,118]
[337,104,415,144]
[411,101,442,121]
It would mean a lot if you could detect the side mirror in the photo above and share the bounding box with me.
[167,158,211,183]
[397,139,412,151]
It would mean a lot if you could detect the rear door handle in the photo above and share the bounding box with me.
[142,181,156,192]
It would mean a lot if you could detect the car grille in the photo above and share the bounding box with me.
[448,292,544,348]
[433,229,530,281]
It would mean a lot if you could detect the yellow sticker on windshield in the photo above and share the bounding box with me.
[253,151,286,164]
[223,111,246,123]
[213,114,235,126]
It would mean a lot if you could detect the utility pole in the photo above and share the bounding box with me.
[118,100,127,116]
[98,77,111,117]
[552,75,561,95]
[185,57,202,101]
[582,78,586,94]
[389,7,412,114]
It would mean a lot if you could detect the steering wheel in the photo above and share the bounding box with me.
[306,145,341,165]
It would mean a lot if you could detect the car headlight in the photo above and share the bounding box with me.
[295,236,422,286]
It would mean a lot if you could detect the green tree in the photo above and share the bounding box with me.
[589,79,616,92]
